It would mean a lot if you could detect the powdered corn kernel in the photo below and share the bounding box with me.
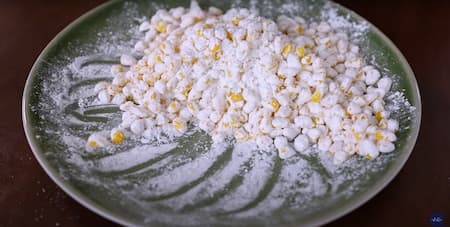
[375,131,384,140]
[375,111,383,121]
[296,46,306,58]
[311,90,322,103]
[204,23,214,29]
[111,130,125,144]
[211,44,220,53]
[301,55,312,64]
[229,93,244,102]
[231,17,241,26]
[269,98,280,112]
[281,43,294,55]
[90,1,404,164]
[226,30,233,40]
[173,118,185,130]
[155,22,167,33]
[154,55,162,63]
[88,140,98,148]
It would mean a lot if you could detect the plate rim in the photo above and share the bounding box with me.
[21,0,422,226]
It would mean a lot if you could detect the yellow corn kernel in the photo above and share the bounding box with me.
[169,101,178,109]
[311,90,322,103]
[345,111,351,118]
[375,131,384,140]
[172,119,185,130]
[111,130,125,144]
[281,43,294,55]
[181,88,191,98]
[214,50,223,61]
[155,22,166,33]
[211,44,220,53]
[296,46,306,58]
[150,92,158,99]
[312,116,322,125]
[188,102,196,111]
[269,98,280,112]
[154,55,162,63]
[226,30,233,40]
[231,17,241,26]
[203,23,214,29]
[118,65,125,73]
[365,154,374,159]
[229,93,244,102]
[191,57,198,64]
[354,133,362,141]
[196,29,203,37]
[297,25,303,34]
[302,55,312,64]
[276,73,286,80]
[87,140,98,148]
[325,40,332,48]
[375,111,383,121]
[193,17,203,23]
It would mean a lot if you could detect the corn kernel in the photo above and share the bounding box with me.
[296,46,306,58]
[301,55,312,65]
[211,44,220,53]
[282,43,294,55]
[155,22,166,33]
[354,133,362,141]
[375,131,384,140]
[231,17,241,26]
[88,140,98,148]
[229,93,244,102]
[297,25,303,34]
[173,118,185,130]
[111,130,125,144]
[150,92,157,99]
[196,29,203,37]
[154,55,162,63]
[311,90,322,103]
[276,73,286,80]
[375,111,383,121]
[226,30,233,40]
[203,24,214,29]
[214,50,223,61]
[188,102,196,111]
[269,98,280,112]
[170,101,178,109]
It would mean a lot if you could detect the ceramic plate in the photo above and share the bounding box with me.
[23,0,421,226]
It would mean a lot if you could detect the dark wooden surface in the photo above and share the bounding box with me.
[1,1,448,226]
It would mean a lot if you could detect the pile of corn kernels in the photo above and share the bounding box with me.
[87,1,399,164]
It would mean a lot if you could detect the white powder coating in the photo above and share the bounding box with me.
[95,143,177,172]
[89,0,400,164]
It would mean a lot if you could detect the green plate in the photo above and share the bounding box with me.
[22,0,421,226]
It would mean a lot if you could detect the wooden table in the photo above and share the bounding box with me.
[1,1,448,226]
